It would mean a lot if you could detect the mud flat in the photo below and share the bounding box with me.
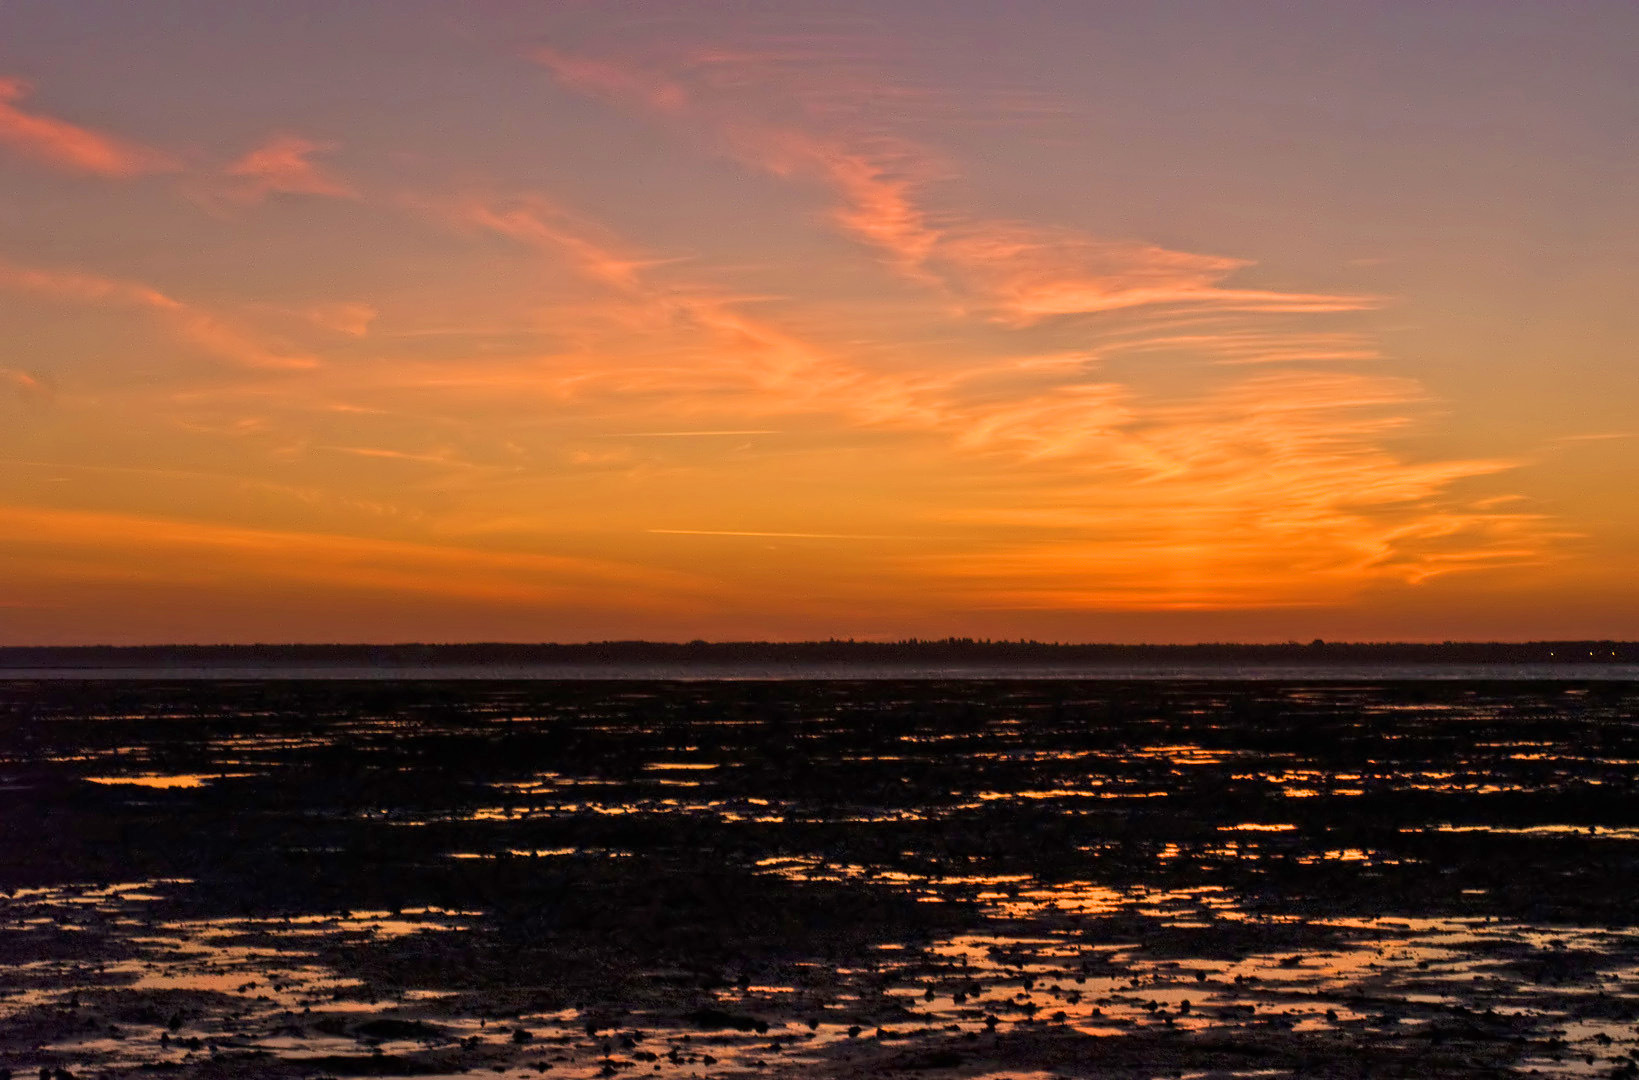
[3,679,1638,1079]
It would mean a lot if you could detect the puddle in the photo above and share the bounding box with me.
[84,773,257,789]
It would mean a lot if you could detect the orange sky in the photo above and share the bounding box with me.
[1,4,1636,644]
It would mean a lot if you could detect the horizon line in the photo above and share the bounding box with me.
[1,639,1633,650]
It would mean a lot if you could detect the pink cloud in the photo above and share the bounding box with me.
[536,49,690,115]
[0,76,177,177]
[221,134,355,204]
[533,50,1378,324]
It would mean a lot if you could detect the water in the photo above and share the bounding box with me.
[2,678,1637,1079]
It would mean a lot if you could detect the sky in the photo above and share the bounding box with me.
[1,1,1636,645]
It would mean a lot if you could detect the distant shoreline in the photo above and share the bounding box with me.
[0,639,1633,672]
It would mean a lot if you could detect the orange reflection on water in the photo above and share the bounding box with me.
[84,773,255,789]
[1133,745,1229,766]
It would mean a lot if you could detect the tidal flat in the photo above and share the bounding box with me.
[2,679,1637,1079]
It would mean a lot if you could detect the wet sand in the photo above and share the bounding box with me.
[2,679,1637,1079]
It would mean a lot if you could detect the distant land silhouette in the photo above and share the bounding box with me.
[0,639,1633,670]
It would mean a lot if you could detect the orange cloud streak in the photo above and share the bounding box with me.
[533,50,1378,323]
[511,46,1564,609]
[916,372,1552,609]
[0,76,176,177]
[396,187,1552,608]
[18,50,1531,618]
[0,258,319,370]
[0,503,708,610]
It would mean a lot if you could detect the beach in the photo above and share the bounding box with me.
[2,678,1637,1079]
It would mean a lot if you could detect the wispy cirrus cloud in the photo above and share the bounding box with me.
[418,192,942,414]
[516,46,1555,606]
[0,75,357,217]
[649,528,910,541]
[0,258,319,370]
[0,52,1543,618]
[533,48,1377,325]
[915,508,1554,612]
[0,27,1605,639]
[0,75,178,177]
[422,191,1148,454]
[218,133,356,204]
[932,225,1374,324]
[914,370,1552,609]
[0,502,710,609]
[317,444,479,469]
[406,185,1546,605]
